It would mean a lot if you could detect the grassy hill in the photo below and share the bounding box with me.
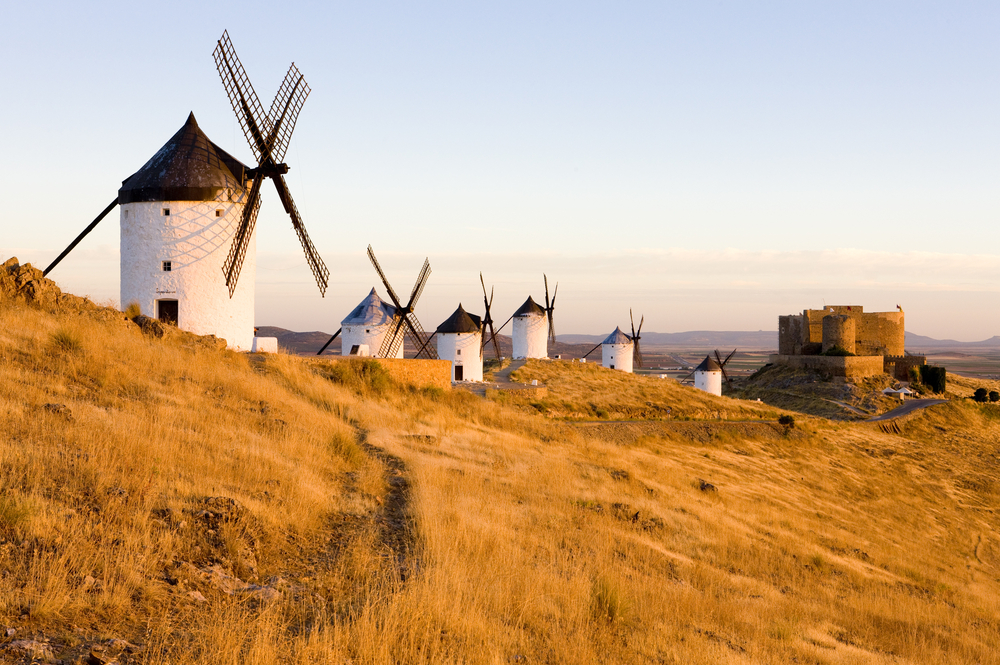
[1,260,998,663]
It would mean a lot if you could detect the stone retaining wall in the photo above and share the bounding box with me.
[767,354,885,378]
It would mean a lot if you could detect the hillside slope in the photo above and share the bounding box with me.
[0,260,998,664]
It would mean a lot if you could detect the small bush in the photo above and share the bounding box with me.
[49,327,83,355]
[990,391,999,403]
[778,415,795,428]
[124,301,142,319]
[822,346,855,357]
[591,576,629,623]
[973,388,989,403]
[0,495,32,534]
[323,358,393,395]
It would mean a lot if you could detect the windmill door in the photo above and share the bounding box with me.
[454,365,464,381]
[157,300,178,325]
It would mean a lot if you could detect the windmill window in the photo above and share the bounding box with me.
[216,209,223,217]
[161,261,172,272]
[365,329,370,334]
[457,349,461,356]
[163,208,170,216]
[123,209,129,219]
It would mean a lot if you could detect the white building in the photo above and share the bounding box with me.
[512,296,548,360]
[601,327,634,373]
[694,355,723,396]
[119,112,255,351]
[436,304,483,382]
[341,287,402,358]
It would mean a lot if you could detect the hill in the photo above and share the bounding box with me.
[1,258,999,663]
[558,330,778,348]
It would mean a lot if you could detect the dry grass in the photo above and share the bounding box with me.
[0,287,998,663]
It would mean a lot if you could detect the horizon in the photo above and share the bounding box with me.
[2,2,998,340]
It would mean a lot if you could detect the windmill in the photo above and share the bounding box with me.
[480,273,502,362]
[714,349,737,390]
[543,274,558,344]
[367,245,437,359]
[630,309,644,368]
[213,30,329,297]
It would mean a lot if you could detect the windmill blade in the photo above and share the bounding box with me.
[316,327,342,355]
[480,276,503,361]
[43,198,119,277]
[634,340,643,368]
[582,341,602,359]
[723,349,737,365]
[401,313,438,359]
[413,330,438,360]
[265,62,310,164]
[636,315,644,338]
[547,310,556,344]
[544,274,551,310]
[630,309,637,339]
[379,314,408,358]
[367,245,403,309]
[406,258,432,310]
[213,31,272,162]
[271,174,329,296]
[488,320,502,360]
[222,177,263,296]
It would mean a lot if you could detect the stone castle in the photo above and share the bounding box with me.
[772,305,924,380]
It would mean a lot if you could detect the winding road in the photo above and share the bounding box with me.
[865,399,948,422]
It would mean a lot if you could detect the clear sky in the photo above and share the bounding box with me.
[2,1,998,340]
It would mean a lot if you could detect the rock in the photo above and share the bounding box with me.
[188,590,208,603]
[202,565,247,595]
[5,640,57,663]
[132,315,165,338]
[87,646,117,665]
[4,626,15,637]
[234,584,282,602]
[42,403,73,420]
[699,479,717,492]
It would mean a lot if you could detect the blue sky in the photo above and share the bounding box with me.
[2,2,998,339]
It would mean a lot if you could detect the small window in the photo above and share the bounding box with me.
[163,208,170,216]
[123,209,129,219]
[162,261,172,272]
[215,209,223,217]
[457,349,461,355]
[365,329,370,334]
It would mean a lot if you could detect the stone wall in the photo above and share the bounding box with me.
[822,315,856,354]
[884,355,926,382]
[855,311,904,356]
[778,315,802,355]
[779,305,904,358]
[767,354,885,379]
[371,358,453,391]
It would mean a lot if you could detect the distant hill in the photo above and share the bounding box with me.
[558,330,778,348]
[905,332,1000,349]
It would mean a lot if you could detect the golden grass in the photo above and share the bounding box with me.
[0,290,998,663]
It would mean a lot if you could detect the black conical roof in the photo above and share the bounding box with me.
[437,304,482,333]
[695,355,721,372]
[118,112,249,204]
[514,296,546,317]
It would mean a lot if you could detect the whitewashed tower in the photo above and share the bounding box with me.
[119,113,255,350]
[512,296,548,359]
[341,288,402,358]
[694,355,723,396]
[601,327,634,373]
[436,304,483,382]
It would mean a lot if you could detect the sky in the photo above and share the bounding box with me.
[1,1,998,340]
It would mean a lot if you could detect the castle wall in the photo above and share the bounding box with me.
[767,354,885,378]
[855,312,904,356]
[884,354,926,382]
[778,315,802,355]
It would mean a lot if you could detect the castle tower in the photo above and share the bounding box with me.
[340,288,402,358]
[822,315,856,354]
[601,327,633,373]
[436,303,483,382]
[119,113,254,350]
[512,296,548,360]
[693,355,722,396]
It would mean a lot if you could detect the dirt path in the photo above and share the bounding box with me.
[456,359,543,396]
[865,399,948,422]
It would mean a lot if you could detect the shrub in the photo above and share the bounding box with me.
[822,346,855,357]
[323,358,392,395]
[124,301,142,319]
[990,391,999,403]
[49,327,83,355]
[591,576,629,623]
[778,415,795,428]
[919,365,947,393]
[973,388,989,403]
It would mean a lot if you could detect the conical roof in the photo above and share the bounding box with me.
[695,355,721,372]
[514,296,546,317]
[341,288,397,326]
[602,326,632,345]
[437,304,482,333]
[119,112,249,204]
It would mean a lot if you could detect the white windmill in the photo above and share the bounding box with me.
[43,32,329,351]
[435,304,483,382]
[339,288,401,357]
[511,275,558,360]
[601,327,634,373]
